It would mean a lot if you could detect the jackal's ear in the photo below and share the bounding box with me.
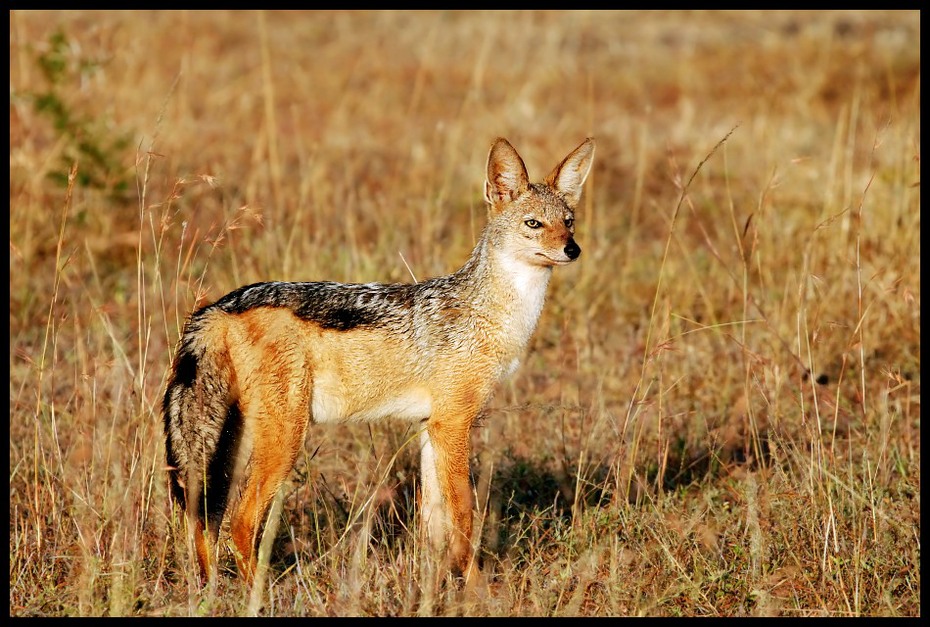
[485,138,529,209]
[545,138,596,209]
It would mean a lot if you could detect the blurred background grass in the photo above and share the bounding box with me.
[9,10,920,616]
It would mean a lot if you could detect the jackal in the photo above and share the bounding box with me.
[163,136,596,585]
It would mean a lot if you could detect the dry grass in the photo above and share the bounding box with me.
[9,10,920,616]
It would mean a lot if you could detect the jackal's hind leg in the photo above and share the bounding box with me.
[191,514,218,585]
[228,401,310,584]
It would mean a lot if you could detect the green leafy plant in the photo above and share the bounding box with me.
[31,30,133,200]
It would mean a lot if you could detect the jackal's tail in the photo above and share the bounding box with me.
[162,316,243,543]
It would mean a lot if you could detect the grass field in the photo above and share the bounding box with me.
[9,10,920,616]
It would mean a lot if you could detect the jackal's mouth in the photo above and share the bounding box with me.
[535,253,574,266]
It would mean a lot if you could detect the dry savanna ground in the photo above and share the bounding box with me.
[9,10,920,617]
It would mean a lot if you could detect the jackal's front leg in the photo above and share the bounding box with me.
[419,416,477,581]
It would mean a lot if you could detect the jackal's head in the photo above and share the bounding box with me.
[484,137,595,268]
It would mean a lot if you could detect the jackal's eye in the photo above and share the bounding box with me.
[564,217,574,228]
[524,219,542,229]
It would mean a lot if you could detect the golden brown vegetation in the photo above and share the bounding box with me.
[9,10,920,616]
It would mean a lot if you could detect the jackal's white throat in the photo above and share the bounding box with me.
[494,248,552,347]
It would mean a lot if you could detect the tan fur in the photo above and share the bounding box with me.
[163,137,595,586]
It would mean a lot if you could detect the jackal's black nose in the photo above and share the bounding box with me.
[564,240,581,260]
